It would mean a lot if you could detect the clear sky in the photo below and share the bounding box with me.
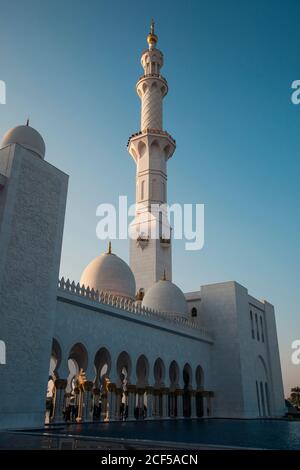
[1,0,299,396]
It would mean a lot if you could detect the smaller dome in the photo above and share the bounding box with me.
[1,124,45,159]
[80,245,136,300]
[142,278,188,316]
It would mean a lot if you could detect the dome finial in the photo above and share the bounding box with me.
[107,241,112,254]
[147,19,158,50]
[26,117,30,126]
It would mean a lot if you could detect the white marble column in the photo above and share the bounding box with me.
[191,390,197,418]
[207,393,213,417]
[108,383,117,421]
[161,388,169,418]
[101,392,108,421]
[146,387,154,419]
[127,385,136,420]
[176,389,184,418]
[152,390,158,418]
[203,393,208,417]
[92,387,100,421]
[169,392,176,418]
[115,388,122,421]
[137,389,145,419]
[53,379,67,423]
[83,381,94,421]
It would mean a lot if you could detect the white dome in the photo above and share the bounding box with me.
[142,279,188,316]
[80,250,136,300]
[1,125,45,159]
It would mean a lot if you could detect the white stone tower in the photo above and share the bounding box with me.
[128,21,176,295]
[0,123,68,429]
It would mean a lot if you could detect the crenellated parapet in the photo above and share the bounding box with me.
[57,277,212,339]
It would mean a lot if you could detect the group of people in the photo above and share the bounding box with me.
[134,404,147,420]
[59,401,132,422]
[62,403,79,422]
[47,395,149,423]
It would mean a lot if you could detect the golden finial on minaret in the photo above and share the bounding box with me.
[147,19,158,49]
[107,241,112,254]
[150,18,155,34]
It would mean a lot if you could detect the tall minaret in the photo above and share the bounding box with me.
[128,21,176,295]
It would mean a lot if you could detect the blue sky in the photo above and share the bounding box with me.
[1,0,299,395]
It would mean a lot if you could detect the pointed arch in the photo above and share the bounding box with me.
[138,140,146,158]
[154,357,165,387]
[169,360,180,389]
[136,354,150,387]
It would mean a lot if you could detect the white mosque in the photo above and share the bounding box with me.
[0,23,285,430]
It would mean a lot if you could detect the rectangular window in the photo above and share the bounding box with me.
[264,382,270,416]
[141,180,145,200]
[260,316,265,343]
[256,381,261,417]
[159,211,162,238]
[161,181,165,202]
[260,381,266,416]
[250,311,255,339]
[255,313,260,341]
[151,178,156,199]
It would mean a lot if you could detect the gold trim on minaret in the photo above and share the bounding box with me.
[147,19,158,49]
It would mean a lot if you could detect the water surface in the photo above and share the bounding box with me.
[38,419,300,450]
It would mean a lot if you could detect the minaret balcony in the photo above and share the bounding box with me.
[137,73,167,83]
[127,129,176,147]
[136,74,168,98]
[128,129,176,162]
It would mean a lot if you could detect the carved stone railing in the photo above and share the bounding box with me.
[57,277,212,340]
[137,73,167,83]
